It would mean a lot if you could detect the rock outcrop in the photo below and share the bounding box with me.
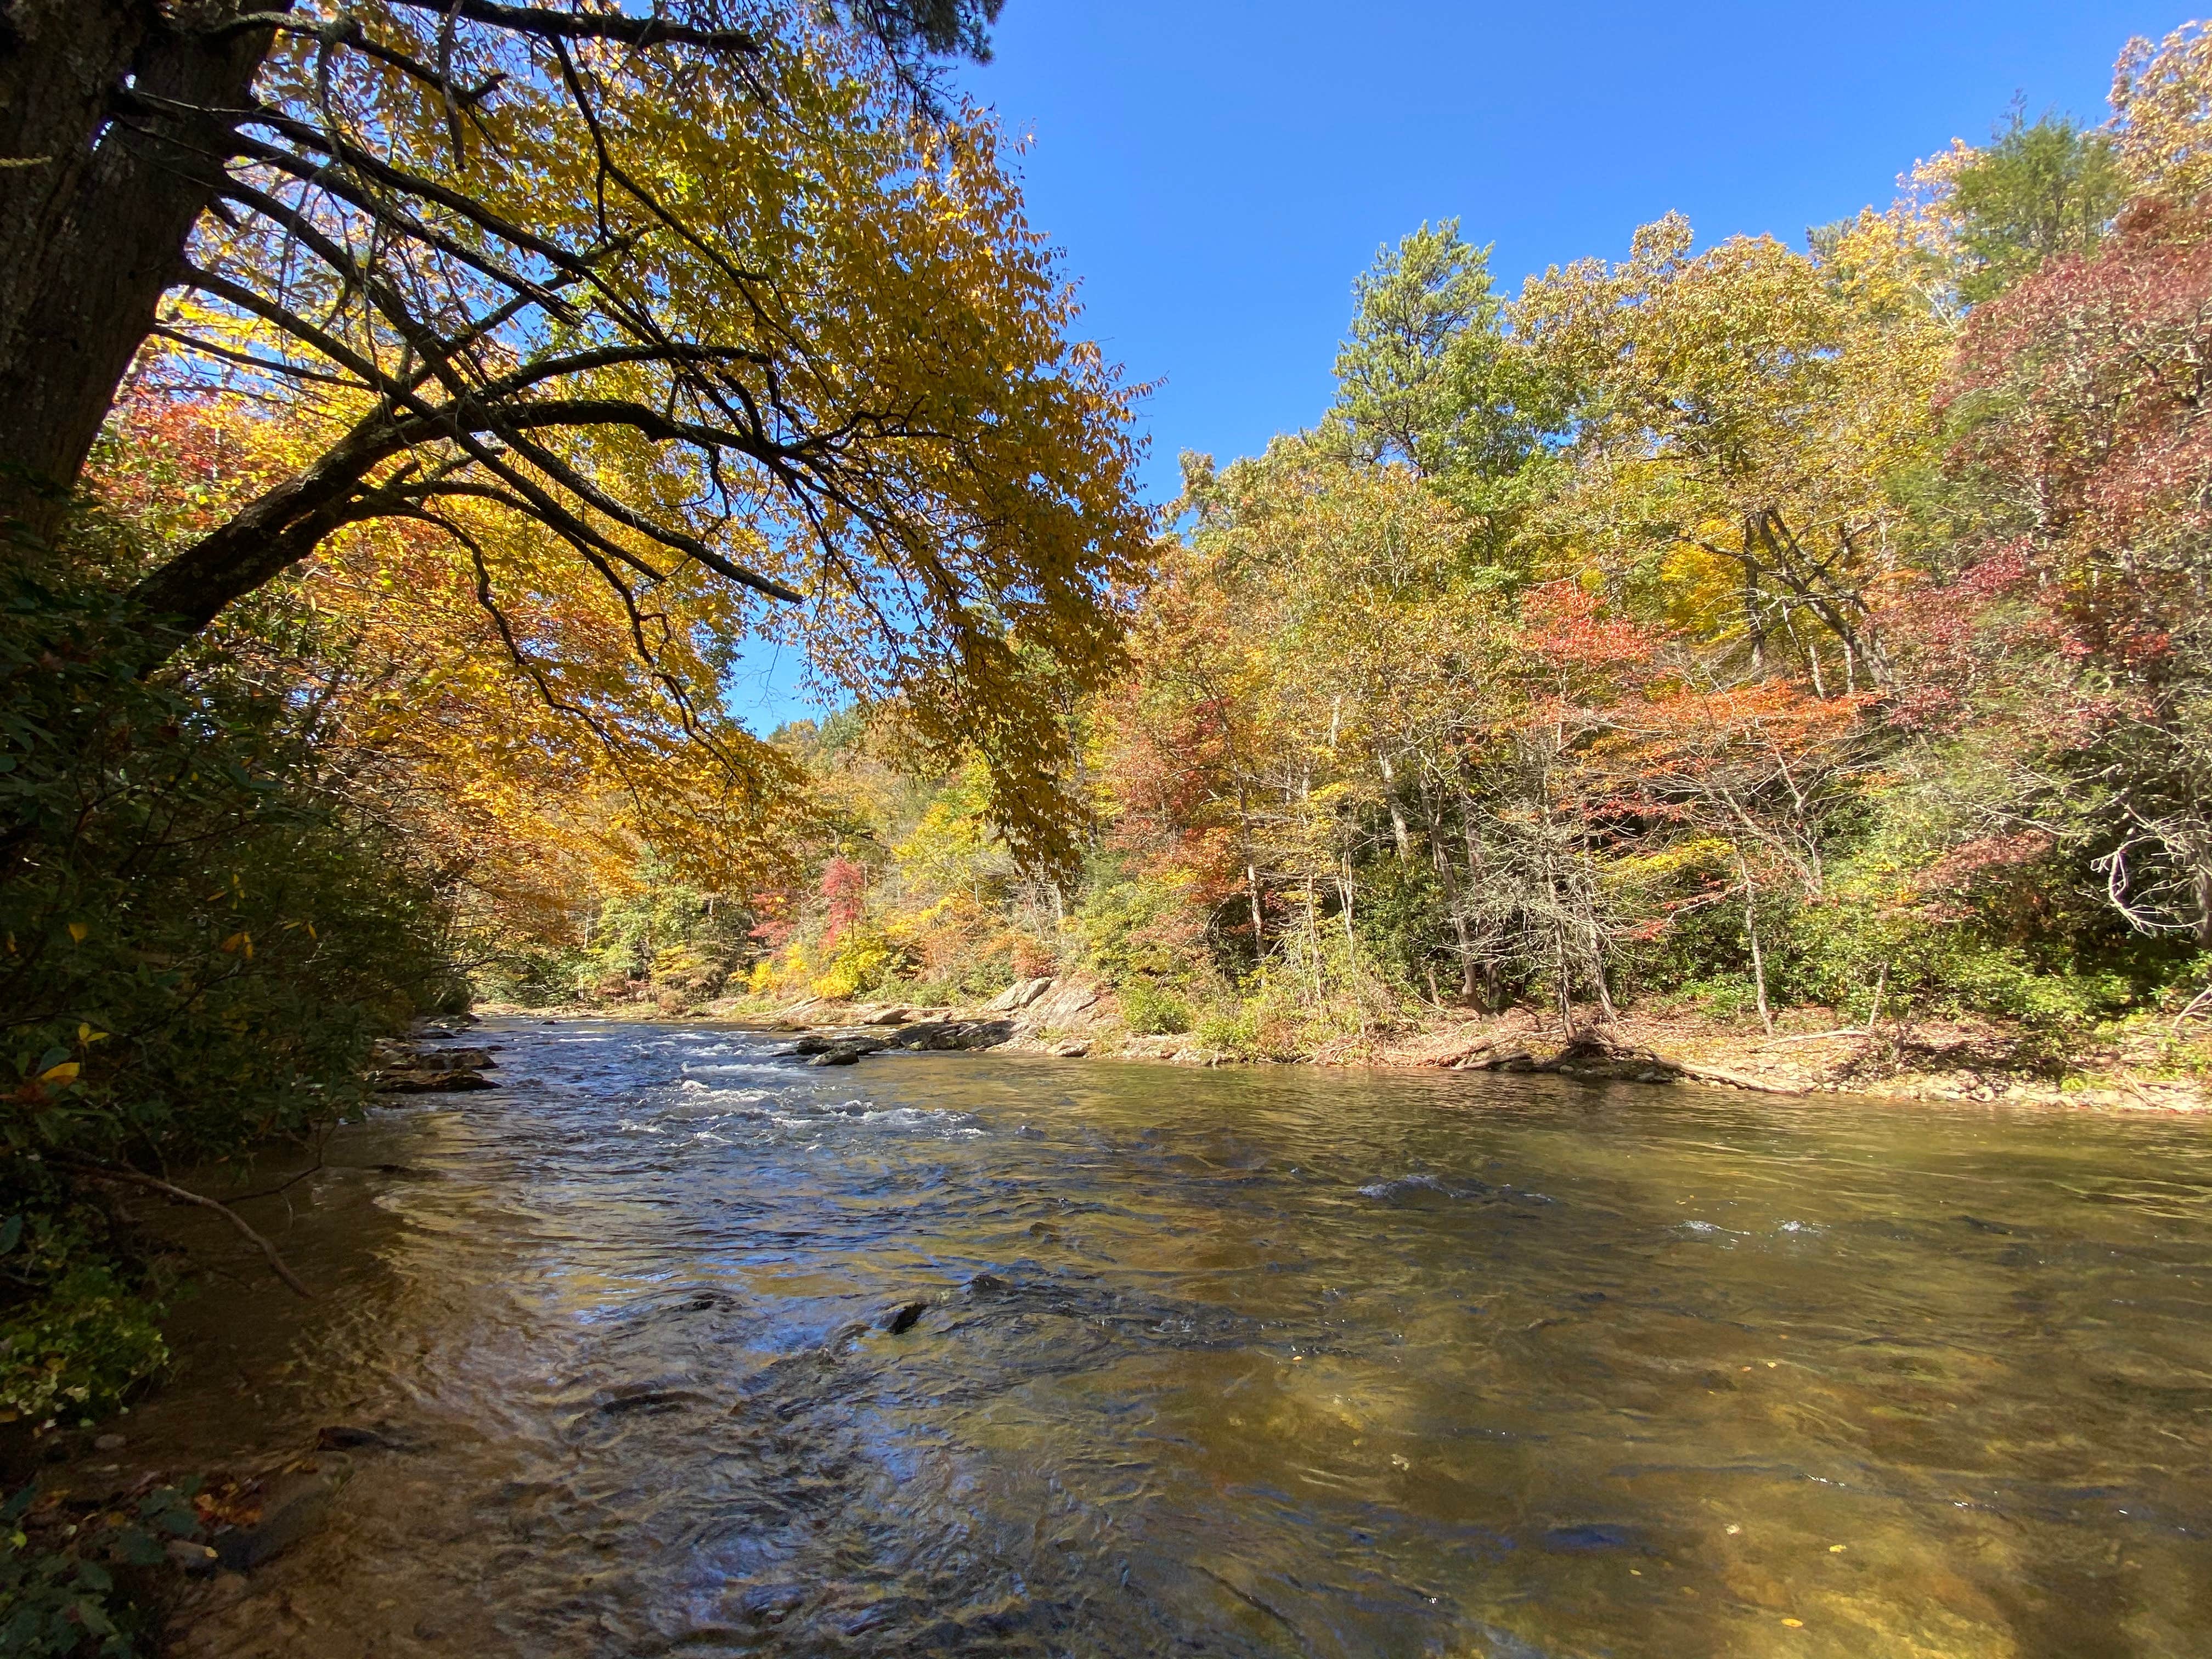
[371,1028,499,1092]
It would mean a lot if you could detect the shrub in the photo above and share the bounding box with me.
[1192,1001,1263,1060]
[1116,978,1193,1035]
[0,1265,167,1427]
[1,1479,202,1657]
[0,572,458,1425]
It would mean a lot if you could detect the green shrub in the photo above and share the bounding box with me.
[1347,855,1448,994]
[1,1479,202,1657]
[1193,1001,1263,1060]
[898,977,969,1008]
[0,577,459,1171]
[0,571,458,1425]
[1116,978,1193,1035]
[0,1266,166,1427]
[1076,861,1210,986]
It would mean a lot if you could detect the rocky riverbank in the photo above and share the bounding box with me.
[510,975,2212,1113]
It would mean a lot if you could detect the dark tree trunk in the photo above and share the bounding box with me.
[0,3,156,355]
[0,1,285,546]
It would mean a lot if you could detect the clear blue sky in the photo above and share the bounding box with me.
[726,0,2179,729]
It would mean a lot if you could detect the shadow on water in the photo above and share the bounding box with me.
[109,1018,2212,1657]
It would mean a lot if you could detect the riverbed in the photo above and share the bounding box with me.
[126,1015,2212,1656]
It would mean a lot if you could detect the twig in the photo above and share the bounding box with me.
[2115,1075,2168,1109]
[55,1158,313,1299]
[220,1120,334,1205]
[1753,1028,1870,1047]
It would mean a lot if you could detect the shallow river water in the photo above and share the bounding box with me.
[131,1017,2212,1658]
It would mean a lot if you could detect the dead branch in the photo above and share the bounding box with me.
[57,1156,314,1299]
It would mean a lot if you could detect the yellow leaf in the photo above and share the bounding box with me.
[66,922,87,943]
[77,1025,110,1044]
[39,1062,80,1085]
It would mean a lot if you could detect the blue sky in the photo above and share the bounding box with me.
[726,0,2179,729]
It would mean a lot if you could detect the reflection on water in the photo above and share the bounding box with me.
[136,1018,2212,1657]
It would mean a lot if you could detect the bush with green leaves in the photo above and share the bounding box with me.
[1,1479,202,1658]
[0,572,460,1424]
[1116,978,1193,1035]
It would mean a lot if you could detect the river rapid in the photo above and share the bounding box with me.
[125,1016,2212,1658]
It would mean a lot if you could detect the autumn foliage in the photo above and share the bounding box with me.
[729,22,2212,1054]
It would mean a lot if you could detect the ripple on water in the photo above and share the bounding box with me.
[140,1014,2212,1659]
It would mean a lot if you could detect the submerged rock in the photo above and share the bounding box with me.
[211,1467,343,1571]
[167,1538,221,1574]
[595,1385,710,1415]
[1539,1522,1648,1554]
[314,1424,404,1452]
[880,1300,928,1335]
[375,1068,495,1093]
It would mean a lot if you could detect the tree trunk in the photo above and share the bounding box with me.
[1420,776,1479,1001]
[1376,750,1414,861]
[1737,845,1775,1036]
[129,413,400,639]
[1456,787,1505,1011]
[0,2,286,546]
[0,3,155,370]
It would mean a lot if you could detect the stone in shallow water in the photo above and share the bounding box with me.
[375,1067,495,1092]
[881,1300,928,1334]
[733,1583,806,1623]
[315,1424,404,1451]
[1539,1523,1646,1554]
[595,1385,710,1414]
[211,1468,341,1571]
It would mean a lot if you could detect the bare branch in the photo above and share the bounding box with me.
[383,0,765,54]
[57,1156,313,1299]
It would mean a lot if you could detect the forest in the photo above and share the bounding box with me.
[616,24,2212,1070]
[3,0,2212,1589]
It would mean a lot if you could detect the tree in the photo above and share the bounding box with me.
[82,385,804,953]
[1944,110,2125,306]
[1932,179,2212,944]
[1516,209,1952,691]
[1328,219,1557,558]
[0,1,1002,537]
[2110,19,2212,201]
[3,2,1142,867]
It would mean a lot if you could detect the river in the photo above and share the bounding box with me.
[123,1015,2212,1657]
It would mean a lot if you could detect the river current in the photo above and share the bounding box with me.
[129,1017,2212,1657]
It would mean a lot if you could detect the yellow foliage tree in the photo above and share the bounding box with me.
[94,4,1147,871]
[1514,207,1953,692]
